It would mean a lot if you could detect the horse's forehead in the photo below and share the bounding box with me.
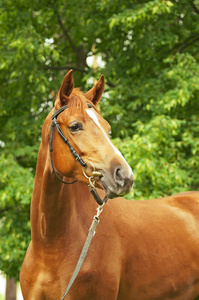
[66,107,105,126]
[86,109,112,141]
[86,108,109,128]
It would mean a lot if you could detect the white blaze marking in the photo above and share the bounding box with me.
[86,109,132,176]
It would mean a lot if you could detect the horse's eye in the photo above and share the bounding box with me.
[69,122,82,132]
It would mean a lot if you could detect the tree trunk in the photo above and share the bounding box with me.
[6,278,16,300]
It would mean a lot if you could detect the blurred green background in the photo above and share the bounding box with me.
[0,0,199,280]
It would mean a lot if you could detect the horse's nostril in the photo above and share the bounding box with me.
[114,166,134,188]
[114,167,125,184]
[115,167,122,180]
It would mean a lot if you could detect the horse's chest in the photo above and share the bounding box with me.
[57,260,119,299]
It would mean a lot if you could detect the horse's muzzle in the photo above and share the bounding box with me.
[100,166,134,199]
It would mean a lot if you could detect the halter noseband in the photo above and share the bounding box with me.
[48,103,108,205]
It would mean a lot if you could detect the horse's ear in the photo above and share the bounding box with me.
[58,69,74,106]
[85,75,105,105]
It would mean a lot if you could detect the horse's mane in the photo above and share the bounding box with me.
[66,88,88,118]
[67,88,99,118]
[54,87,99,122]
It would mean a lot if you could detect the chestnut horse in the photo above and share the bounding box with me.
[20,70,199,300]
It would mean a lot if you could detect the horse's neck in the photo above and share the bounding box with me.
[30,143,94,247]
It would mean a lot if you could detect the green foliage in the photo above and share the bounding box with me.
[0,0,199,278]
[0,154,33,278]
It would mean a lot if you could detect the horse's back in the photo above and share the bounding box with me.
[171,191,199,213]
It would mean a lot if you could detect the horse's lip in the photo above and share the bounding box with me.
[98,171,132,199]
[94,177,104,189]
[99,175,117,198]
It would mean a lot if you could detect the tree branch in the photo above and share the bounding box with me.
[55,9,78,54]
[190,1,199,14]
[175,35,199,53]
[107,81,116,88]
[43,65,87,73]
[54,8,88,70]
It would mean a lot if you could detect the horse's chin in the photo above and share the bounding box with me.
[104,188,129,199]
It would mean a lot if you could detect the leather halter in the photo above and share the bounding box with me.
[48,103,108,205]
[49,104,88,185]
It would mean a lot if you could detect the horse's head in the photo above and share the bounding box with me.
[48,70,134,199]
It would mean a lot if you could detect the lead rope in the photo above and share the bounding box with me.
[61,203,104,300]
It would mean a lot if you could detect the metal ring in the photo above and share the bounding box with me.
[82,161,95,179]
